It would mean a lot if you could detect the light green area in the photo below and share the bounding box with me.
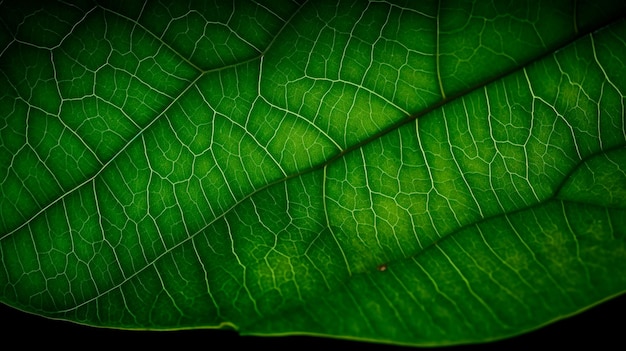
[0,0,625,347]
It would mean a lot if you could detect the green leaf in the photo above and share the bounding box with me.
[1,0,625,347]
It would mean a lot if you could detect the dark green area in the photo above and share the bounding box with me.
[0,0,625,347]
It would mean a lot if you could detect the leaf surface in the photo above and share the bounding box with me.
[1,0,625,346]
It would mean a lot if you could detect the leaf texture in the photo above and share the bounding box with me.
[1,0,625,346]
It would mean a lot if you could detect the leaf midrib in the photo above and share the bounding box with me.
[2,3,622,316]
[0,1,307,239]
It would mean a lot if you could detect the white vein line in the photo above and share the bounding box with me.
[483,87,508,212]
[54,159,331,313]
[207,131,238,206]
[92,178,125,287]
[442,106,484,218]
[412,257,477,333]
[397,129,424,250]
[474,224,540,295]
[259,92,344,151]
[323,165,352,276]
[436,244,508,327]
[141,135,169,253]
[0,4,98,55]
[223,216,261,317]
[436,0,445,99]
[48,49,105,165]
[305,76,410,117]
[0,73,205,241]
[153,263,184,315]
[365,272,413,334]
[190,232,222,318]
[387,266,447,335]
[560,200,591,285]
[259,0,309,56]
[101,3,202,72]
[360,147,384,251]
[524,66,582,162]
[451,234,530,320]
[212,106,286,179]
[590,32,626,142]
[372,0,436,19]
[504,213,573,305]
[414,119,442,238]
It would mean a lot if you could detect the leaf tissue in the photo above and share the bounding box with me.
[1,0,625,347]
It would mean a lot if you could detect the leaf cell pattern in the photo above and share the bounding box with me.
[0,0,625,346]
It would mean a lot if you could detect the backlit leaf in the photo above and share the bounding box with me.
[1,0,625,346]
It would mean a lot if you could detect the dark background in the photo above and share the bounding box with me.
[2,293,624,349]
